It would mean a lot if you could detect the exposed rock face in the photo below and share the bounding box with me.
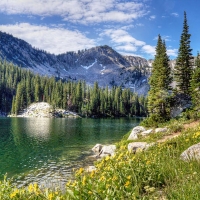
[10,102,79,118]
[0,31,150,95]
[170,94,192,118]
[180,143,200,161]
[127,126,146,140]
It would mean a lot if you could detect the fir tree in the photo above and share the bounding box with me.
[147,34,172,121]
[190,52,200,110]
[174,11,193,95]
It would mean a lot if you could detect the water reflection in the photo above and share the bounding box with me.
[0,117,141,189]
[25,118,51,140]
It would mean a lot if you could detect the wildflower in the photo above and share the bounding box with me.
[48,193,54,200]
[82,175,86,186]
[76,167,84,176]
[66,180,71,186]
[88,191,93,194]
[90,170,95,178]
[100,176,105,181]
[146,160,151,165]
[124,181,131,187]
[127,175,131,180]
[10,189,19,198]
[28,184,34,193]
[105,156,110,161]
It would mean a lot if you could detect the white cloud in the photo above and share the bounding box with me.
[167,49,178,57]
[101,29,145,47]
[0,23,96,54]
[0,0,148,24]
[149,15,156,20]
[115,45,137,52]
[141,45,155,56]
[153,35,171,42]
[171,12,179,17]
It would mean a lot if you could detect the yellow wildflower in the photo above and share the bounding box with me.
[82,175,86,186]
[124,181,131,187]
[88,191,93,194]
[146,160,151,165]
[10,189,19,198]
[127,175,131,180]
[48,193,54,200]
[105,156,110,161]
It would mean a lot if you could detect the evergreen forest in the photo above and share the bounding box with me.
[0,60,147,117]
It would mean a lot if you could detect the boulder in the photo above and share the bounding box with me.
[180,143,200,161]
[92,144,103,154]
[155,127,168,133]
[128,142,148,153]
[92,144,116,158]
[99,145,116,158]
[128,142,155,153]
[141,129,153,136]
[128,126,146,140]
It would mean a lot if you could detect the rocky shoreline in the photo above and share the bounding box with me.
[86,124,200,172]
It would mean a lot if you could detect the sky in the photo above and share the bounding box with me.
[0,0,199,60]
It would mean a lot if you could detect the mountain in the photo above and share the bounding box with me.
[0,31,151,95]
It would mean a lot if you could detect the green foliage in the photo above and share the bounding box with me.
[190,52,200,111]
[174,11,193,95]
[147,35,172,122]
[0,59,147,117]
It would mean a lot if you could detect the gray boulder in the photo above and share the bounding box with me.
[155,127,168,133]
[128,142,148,153]
[92,144,103,154]
[141,129,153,136]
[92,144,116,158]
[180,143,200,161]
[99,145,116,158]
[128,126,146,140]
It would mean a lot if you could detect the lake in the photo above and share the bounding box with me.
[0,117,141,189]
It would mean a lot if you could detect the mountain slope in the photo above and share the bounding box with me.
[0,31,151,95]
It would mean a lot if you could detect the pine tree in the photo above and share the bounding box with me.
[147,34,172,121]
[174,11,193,95]
[190,52,200,110]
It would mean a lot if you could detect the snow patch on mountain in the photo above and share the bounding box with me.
[81,59,97,70]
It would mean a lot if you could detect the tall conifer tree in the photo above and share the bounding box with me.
[174,11,193,95]
[148,34,172,121]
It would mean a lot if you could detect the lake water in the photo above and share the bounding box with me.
[0,117,141,189]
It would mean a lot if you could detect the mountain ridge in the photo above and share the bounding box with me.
[0,31,151,95]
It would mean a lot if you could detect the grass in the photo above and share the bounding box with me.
[1,119,200,199]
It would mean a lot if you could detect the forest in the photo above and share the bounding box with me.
[0,60,147,117]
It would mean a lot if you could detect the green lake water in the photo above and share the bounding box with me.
[0,117,141,189]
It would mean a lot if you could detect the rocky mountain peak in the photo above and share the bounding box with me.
[0,31,151,95]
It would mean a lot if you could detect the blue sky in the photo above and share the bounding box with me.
[0,0,199,59]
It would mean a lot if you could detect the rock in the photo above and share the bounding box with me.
[128,142,148,153]
[141,129,153,136]
[128,126,146,140]
[99,145,116,158]
[170,94,192,118]
[92,144,103,154]
[155,127,168,133]
[128,142,155,153]
[180,143,200,161]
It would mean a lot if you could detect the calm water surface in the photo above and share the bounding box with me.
[0,117,141,189]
